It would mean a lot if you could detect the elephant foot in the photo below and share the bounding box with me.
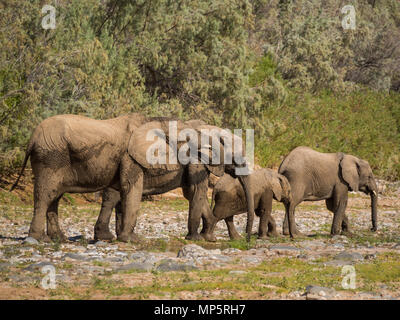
[283,228,304,237]
[117,232,140,243]
[201,233,217,242]
[48,231,68,243]
[94,229,115,241]
[267,230,279,237]
[229,233,243,241]
[185,233,204,241]
[258,234,269,240]
[340,230,353,237]
[28,232,51,243]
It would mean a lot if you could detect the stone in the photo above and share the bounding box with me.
[0,262,11,271]
[269,245,301,251]
[334,251,364,262]
[177,244,209,259]
[305,285,336,300]
[63,252,88,261]
[94,241,108,247]
[240,256,262,264]
[24,261,54,272]
[117,262,154,272]
[23,237,39,245]
[155,259,198,272]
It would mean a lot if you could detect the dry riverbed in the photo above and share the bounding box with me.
[0,178,399,300]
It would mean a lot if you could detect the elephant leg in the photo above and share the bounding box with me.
[115,201,122,237]
[258,191,277,238]
[327,186,349,235]
[94,188,120,241]
[341,214,350,233]
[184,165,216,241]
[29,176,60,242]
[46,196,67,242]
[225,216,242,240]
[117,157,143,243]
[283,201,302,236]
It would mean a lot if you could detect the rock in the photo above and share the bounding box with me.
[177,244,210,258]
[0,262,11,271]
[304,285,336,300]
[269,245,301,255]
[155,259,198,272]
[270,245,301,251]
[240,256,262,264]
[94,241,108,247]
[334,251,364,262]
[63,252,88,261]
[117,262,154,272]
[23,237,39,245]
[24,261,54,272]
[332,243,345,249]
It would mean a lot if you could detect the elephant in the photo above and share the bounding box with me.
[11,115,255,243]
[94,174,218,241]
[278,146,378,238]
[101,118,255,242]
[209,169,291,240]
[10,113,147,242]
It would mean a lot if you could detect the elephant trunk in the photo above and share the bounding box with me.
[370,190,378,232]
[238,175,254,242]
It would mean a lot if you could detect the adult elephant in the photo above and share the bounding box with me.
[12,116,254,243]
[10,113,147,242]
[97,119,254,242]
[278,146,378,238]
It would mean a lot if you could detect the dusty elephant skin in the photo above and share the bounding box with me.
[94,119,255,243]
[11,115,255,243]
[10,113,147,242]
[209,169,291,240]
[278,146,378,238]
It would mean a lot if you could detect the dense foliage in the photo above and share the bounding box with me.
[1,0,399,179]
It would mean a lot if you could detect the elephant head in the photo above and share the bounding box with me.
[268,172,292,204]
[340,154,378,231]
[127,119,255,240]
[188,123,255,241]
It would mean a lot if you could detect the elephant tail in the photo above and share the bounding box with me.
[10,139,34,192]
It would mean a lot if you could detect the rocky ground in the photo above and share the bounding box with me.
[0,177,399,300]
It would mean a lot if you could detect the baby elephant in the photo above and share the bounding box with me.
[210,169,291,240]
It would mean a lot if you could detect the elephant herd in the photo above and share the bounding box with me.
[10,113,378,243]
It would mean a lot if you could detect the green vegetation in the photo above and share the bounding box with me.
[1,0,399,179]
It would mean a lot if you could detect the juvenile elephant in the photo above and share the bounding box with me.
[278,146,378,237]
[209,169,291,240]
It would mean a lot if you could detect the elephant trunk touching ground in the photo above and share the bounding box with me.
[370,188,378,232]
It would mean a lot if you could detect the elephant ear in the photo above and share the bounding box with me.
[195,124,227,177]
[266,171,282,202]
[127,120,184,172]
[340,155,360,192]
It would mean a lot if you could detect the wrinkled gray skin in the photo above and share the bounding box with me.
[209,169,291,240]
[11,114,147,242]
[11,116,255,243]
[278,146,378,238]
